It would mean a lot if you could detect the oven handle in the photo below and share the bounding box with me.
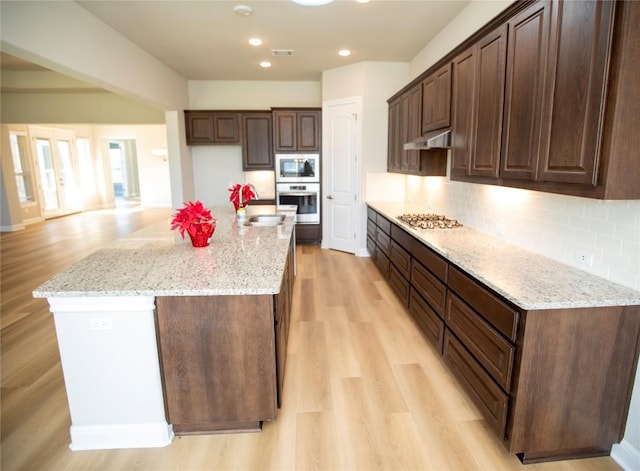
[278,191,317,197]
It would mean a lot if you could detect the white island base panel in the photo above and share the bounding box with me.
[48,296,174,451]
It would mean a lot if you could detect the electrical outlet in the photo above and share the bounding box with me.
[575,251,594,267]
[89,317,113,331]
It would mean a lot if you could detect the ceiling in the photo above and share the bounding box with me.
[1,0,470,92]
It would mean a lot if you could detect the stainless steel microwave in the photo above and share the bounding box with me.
[275,154,319,183]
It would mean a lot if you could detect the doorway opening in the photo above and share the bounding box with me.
[108,140,141,208]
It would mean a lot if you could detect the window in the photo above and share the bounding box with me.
[9,133,34,203]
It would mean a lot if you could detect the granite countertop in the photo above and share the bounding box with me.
[33,205,297,298]
[368,201,640,311]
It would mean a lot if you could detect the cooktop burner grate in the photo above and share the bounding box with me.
[397,213,463,229]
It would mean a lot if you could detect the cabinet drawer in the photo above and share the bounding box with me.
[409,288,444,352]
[376,230,391,256]
[376,214,391,235]
[367,207,377,222]
[446,292,515,391]
[391,224,413,252]
[389,240,411,279]
[374,250,390,278]
[389,264,410,307]
[449,266,519,341]
[443,330,508,438]
[367,218,377,239]
[366,235,376,256]
[411,240,448,282]
[411,261,447,316]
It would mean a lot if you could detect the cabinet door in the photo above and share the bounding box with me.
[422,63,452,133]
[242,113,273,170]
[470,25,507,178]
[185,112,214,144]
[297,111,321,152]
[156,295,277,433]
[538,0,615,185]
[450,47,476,178]
[273,111,297,152]
[212,113,241,144]
[387,98,402,172]
[406,85,423,173]
[501,1,549,181]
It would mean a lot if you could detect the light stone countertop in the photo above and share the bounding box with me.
[368,201,640,310]
[33,205,297,298]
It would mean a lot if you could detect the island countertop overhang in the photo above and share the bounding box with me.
[33,205,297,298]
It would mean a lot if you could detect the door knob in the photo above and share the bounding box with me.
[326,195,333,199]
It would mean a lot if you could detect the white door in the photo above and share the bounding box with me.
[32,130,82,219]
[323,98,359,253]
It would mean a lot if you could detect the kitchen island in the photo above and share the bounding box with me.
[33,205,296,450]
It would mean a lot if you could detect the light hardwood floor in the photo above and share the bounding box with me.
[1,207,622,471]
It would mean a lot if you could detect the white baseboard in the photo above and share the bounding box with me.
[612,439,640,471]
[69,422,174,451]
[0,223,26,232]
[356,248,372,257]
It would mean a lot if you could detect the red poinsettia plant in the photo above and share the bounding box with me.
[228,184,256,211]
[170,200,216,239]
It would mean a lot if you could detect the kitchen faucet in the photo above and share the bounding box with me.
[239,183,259,207]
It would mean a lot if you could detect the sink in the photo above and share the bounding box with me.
[244,214,286,226]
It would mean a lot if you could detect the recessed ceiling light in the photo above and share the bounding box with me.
[291,0,334,5]
[249,38,263,46]
[355,0,370,3]
[233,5,253,16]
[260,61,272,68]
[338,49,351,57]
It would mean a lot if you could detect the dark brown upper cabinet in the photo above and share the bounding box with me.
[405,85,424,173]
[537,0,614,186]
[273,109,321,152]
[421,63,452,133]
[450,47,476,179]
[387,85,447,177]
[387,97,403,172]
[242,112,273,170]
[501,0,550,181]
[185,111,241,145]
[470,25,507,179]
[448,0,639,199]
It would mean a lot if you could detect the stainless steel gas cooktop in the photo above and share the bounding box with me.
[397,213,463,229]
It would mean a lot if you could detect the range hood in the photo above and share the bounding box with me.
[403,129,452,150]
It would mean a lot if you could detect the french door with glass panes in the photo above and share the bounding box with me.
[32,129,82,219]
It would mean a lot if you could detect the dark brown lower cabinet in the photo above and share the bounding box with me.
[408,288,445,352]
[155,241,294,434]
[507,305,640,463]
[155,295,277,434]
[444,329,509,437]
[388,264,410,307]
[367,205,640,463]
[295,223,321,243]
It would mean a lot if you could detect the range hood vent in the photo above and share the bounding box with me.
[403,129,452,150]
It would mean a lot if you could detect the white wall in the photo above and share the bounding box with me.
[322,61,409,256]
[390,1,640,468]
[409,0,514,79]
[189,81,321,109]
[1,92,165,125]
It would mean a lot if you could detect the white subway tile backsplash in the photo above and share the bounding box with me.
[609,201,638,226]
[569,214,591,231]
[397,174,640,292]
[596,235,623,254]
